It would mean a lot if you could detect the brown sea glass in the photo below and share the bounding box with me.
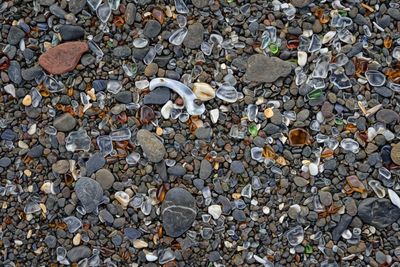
[152,8,164,24]
[287,39,299,50]
[140,105,155,124]
[384,36,392,48]
[263,145,276,159]
[353,57,369,76]
[288,128,311,146]
[344,175,367,198]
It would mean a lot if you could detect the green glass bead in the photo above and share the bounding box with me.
[269,42,280,55]
[307,88,323,101]
[248,123,258,137]
[304,245,313,254]
[335,118,344,125]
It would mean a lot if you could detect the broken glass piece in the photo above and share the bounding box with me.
[143,47,156,65]
[63,216,82,233]
[169,28,188,46]
[216,84,238,103]
[127,152,141,164]
[365,70,386,87]
[340,138,359,153]
[287,225,304,246]
[246,104,258,121]
[110,128,131,141]
[97,135,113,156]
[97,3,111,23]
[149,78,205,115]
[308,34,322,52]
[87,0,101,10]
[66,128,91,152]
[174,0,189,14]
[31,87,42,107]
[241,184,252,198]
[331,72,352,89]
[44,76,65,93]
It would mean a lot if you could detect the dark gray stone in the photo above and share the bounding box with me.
[143,88,170,105]
[53,113,76,132]
[245,54,294,83]
[199,160,212,179]
[60,25,85,41]
[230,161,245,174]
[75,177,103,213]
[0,157,11,168]
[143,20,161,38]
[67,246,91,262]
[137,129,166,163]
[358,198,400,228]
[8,61,22,84]
[7,26,25,45]
[161,188,197,237]
[183,22,204,49]
[86,153,106,176]
[113,45,131,58]
[167,164,186,176]
[27,145,44,158]
[115,91,133,104]
[68,0,86,14]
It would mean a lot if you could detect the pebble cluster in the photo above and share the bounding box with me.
[1,0,400,266]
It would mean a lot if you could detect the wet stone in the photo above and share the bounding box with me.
[191,0,208,8]
[44,235,57,248]
[144,20,161,38]
[358,198,400,228]
[183,22,204,49]
[74,177,103,213]
[125,3,136,25]
[376,109,399,124]
[245,55,294,83]
[52,160,70,174]
[168,164,186,176]
[68,0,86,14]
[113,45,131,58]
[332,214,353,241]
[53,113,76,132]
[115,91,133,104]
[85,153,106,176]
[27,145,44,158]
[124,228,142,240]
[7,26,25,45]
[58,25,84,42]
[199,159,212,179]
[137,129,166,163]
[143,88,170,105]
[230,160,245,174]
[161,188,197,237]
[8,61,22,84]
[21,67,43,81]
[1,129,17,141]
[0,157,12,168]
[67,246,91,263]
[95,169,115,190]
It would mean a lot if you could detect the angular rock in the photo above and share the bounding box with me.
[53,113,76,132]
[332,214,353,241]
[199,159,212,179]
[137,129,166,163]
[52,160,70,174]
[7,26,25,45]
[183,22,204,49]
[161,188,197,237]
[86,153,106,176]
[8,61,22,84]
[245,55,294,83]
[60,25,85,41]
[39,42,88,74]
[358,198,400,228]
[143,88,170,105]
[75,177,103,213]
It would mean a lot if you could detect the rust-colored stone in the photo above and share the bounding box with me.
[39,41,88,75]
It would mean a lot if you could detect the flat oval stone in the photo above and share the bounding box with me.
[74,177,103,213]
[39,41,88,75]
[137,129,166,163]
[161,188,197,237]
[59,25,85,41]
[245,54,294,83]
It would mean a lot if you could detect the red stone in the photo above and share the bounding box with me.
[39,41,88,75]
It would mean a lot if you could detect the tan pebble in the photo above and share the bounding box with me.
[232,193,241,199]
[22,95,32,106]
[193,83,216,101]
[18,140,29,149]
[73,233,81,246]
[24,169,32,177]
[133,239,148,249]
[27,229,32,239]
[264,108,274,118]
[156,126,163,136]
